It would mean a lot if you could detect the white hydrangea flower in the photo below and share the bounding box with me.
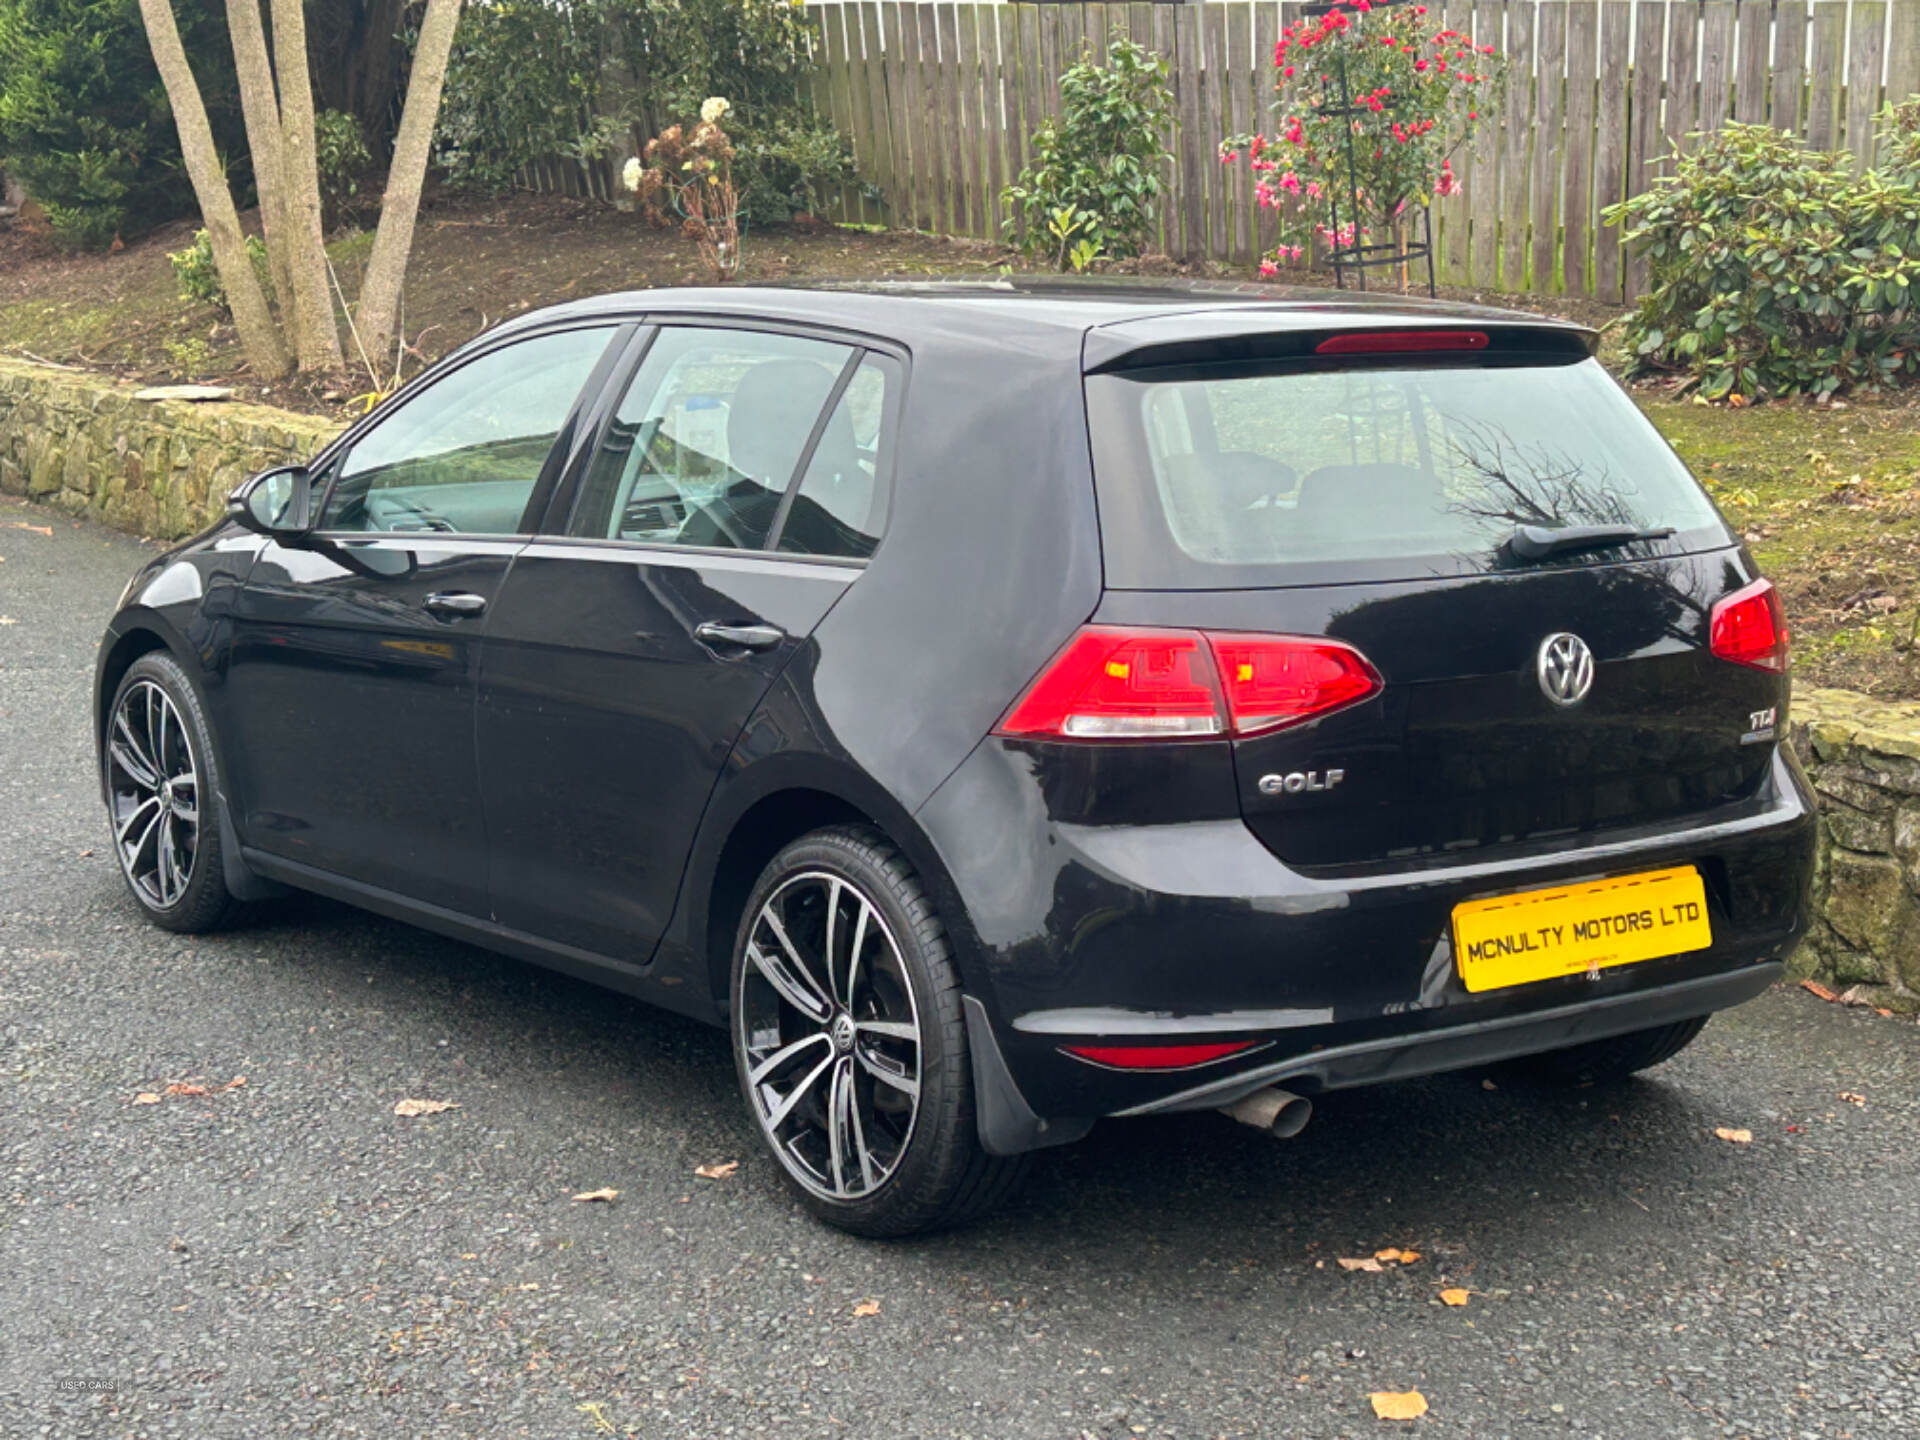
[621,156,643,193]
[700,96,732,125]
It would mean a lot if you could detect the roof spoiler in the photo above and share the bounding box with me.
[1082,313,1597,374]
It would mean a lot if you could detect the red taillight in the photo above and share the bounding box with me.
[997,627,1382,742]
[996,627,1226,740]
[1315,329,1489,355]
[1062,1041,1261,1070]
[1210,633,1383,737]
[1710,578,1789,673]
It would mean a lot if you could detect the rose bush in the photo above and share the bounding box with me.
[1222,0,1504,279]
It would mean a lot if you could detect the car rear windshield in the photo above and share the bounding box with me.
[1084,356,1728,589]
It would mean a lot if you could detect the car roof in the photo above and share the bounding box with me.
[492,275,1593,357]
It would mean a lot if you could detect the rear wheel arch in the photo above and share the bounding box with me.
[694,776,983,1020]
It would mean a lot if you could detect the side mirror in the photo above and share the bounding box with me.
[228,464,316,539]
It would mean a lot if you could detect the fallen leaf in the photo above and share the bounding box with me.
[392,1097,460,1117]
[694,1160,739,1180]
[1800,979,1839,1002]
[78,848,94,858]
[1480,1077,1497,1091]
[1370,1390,1429,1421]
[1439,1288,1471,1308]
[7,522,53,536]
[164,1082,208,1097]
[132,1092,161,1105]
[1714,1127,1753,1144]
[1839,1091,1866,1106]
[852,1299,881,1317]
[222,1075,247,1090]
[576,1400,615,1433]
[570,1187,620,1203]
[1338,1257,1386,1272]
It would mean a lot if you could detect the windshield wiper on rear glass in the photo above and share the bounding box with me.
[1500,522,1676,565]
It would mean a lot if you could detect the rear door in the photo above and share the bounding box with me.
[476,323,901,965]
[227,323,621,913]
[1084,331,1785,873]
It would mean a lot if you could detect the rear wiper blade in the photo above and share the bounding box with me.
[1502,522,1676,564]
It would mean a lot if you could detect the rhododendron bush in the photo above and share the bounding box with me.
[1222,0,1506,280]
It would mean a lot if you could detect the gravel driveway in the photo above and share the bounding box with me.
[4,496,1919,1440]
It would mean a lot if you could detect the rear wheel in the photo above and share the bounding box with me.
[729,825,1024,1237]
[1505,1015,1710,1086]
[102,651,236,934]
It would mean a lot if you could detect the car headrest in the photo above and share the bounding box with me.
[726,359,841,486]
[1294,463,1439,531]
[1156,451,1298,559]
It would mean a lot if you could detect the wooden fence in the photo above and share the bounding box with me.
[531,0,1920,303]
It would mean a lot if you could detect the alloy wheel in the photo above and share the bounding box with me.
[738,870,922,1201]
[105,679,200,909]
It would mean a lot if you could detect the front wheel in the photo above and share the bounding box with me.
[729,825,1024,1237]
[1504,1015,1710,1086]
[102,651,237,933]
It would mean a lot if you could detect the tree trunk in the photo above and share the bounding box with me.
[270,0,346,373]
[225,0,296,332]
[355,0,462,371]
[135,0,289,379]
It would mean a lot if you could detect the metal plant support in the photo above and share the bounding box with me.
[1300,0,1438,297]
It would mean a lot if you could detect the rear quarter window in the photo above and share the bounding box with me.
[1086,356,1729,588]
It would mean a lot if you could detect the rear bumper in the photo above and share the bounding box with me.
[1114,961,1779,1115]
[919,742,1816,1153]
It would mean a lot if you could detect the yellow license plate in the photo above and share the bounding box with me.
[1452,865,1712,993]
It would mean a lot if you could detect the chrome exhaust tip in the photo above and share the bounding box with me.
[1220,1085,1313,1139]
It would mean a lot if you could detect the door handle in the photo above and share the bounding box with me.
[694,621,786,653]
[423,591,488,619]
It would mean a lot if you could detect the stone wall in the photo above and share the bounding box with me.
[1790,689,1920,1010]
[0,355,338,540]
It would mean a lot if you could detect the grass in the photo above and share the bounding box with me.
[1641,393,1920,698]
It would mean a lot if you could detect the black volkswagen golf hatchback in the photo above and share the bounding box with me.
[97,279,1815,1234]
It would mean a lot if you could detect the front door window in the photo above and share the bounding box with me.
[322,326,615,535]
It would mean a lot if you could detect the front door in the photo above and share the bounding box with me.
[225,324,622,914]
[478,324,899,964]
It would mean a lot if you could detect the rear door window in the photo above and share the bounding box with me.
[566,327,856,551]
[776,353,898,561]
[1086,356,1727,588]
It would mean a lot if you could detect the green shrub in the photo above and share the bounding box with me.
[169,228,271,313]
[162,335,212,377]
[314,108,372,225]
[435,0,828,216]
[432,0,612,195]
[0,0,242,248]
[1002,33,1173,267]
[1606,110,1920,400]
[734,114,859,221]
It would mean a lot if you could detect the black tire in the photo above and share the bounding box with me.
[1504,1015,1710,1086]
[729,824,1026,1237]
[102,650,238,934]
